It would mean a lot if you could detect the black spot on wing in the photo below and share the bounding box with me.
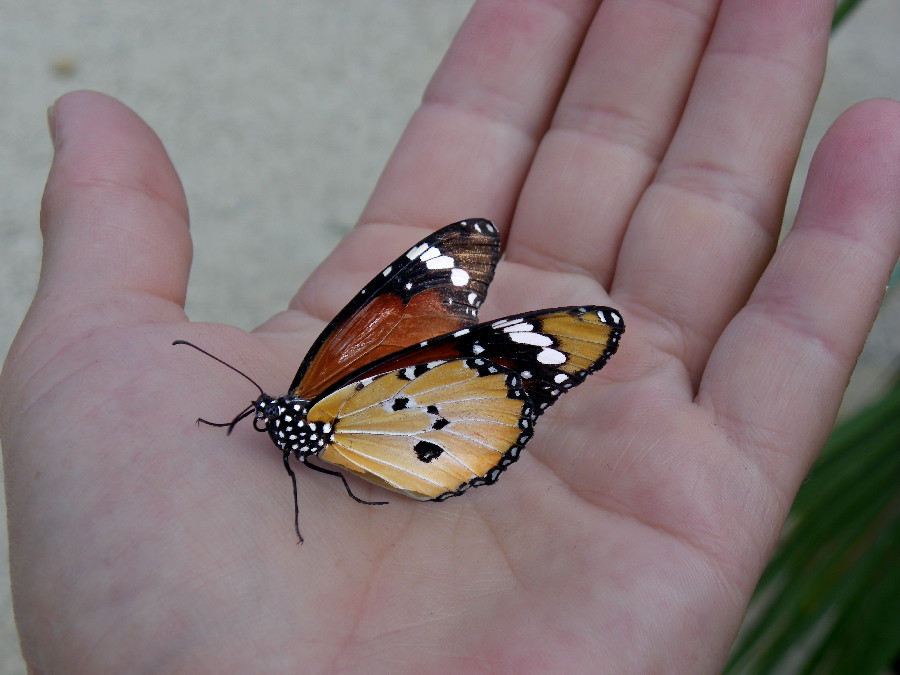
[414,440,444,463]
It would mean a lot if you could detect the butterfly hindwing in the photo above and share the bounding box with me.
[290,219,500,399]
[307,358,535,500]
[304,306,623,500]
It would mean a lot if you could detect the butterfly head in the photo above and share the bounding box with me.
[252,394,286,427]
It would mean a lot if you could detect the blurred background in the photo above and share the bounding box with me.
[1,2,898,671]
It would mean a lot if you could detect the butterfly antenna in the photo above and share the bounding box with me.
[193,404,256,436]
[172,340,265,396]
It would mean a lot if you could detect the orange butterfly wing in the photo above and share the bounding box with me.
[290,219,500,399]
[308,359,533,500]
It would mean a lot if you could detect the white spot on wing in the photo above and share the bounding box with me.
[492,317,523,329]
[453,328,470,337]
[450,268,469,286]
[554,373,569,383]
[419,246,441,262]
[537,348,566,365]
[425,255,455,270]
[407,243,429,260]
[509,331,553,347]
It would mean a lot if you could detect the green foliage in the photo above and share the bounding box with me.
[725,373,900,673]
[832,0,866,30]
[724,3,900,672]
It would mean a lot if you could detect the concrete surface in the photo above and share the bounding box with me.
[0,1,897,671]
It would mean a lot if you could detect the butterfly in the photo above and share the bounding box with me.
[175,219,624,541]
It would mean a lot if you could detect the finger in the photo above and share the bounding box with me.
[38,91,191,332]
[505,0,719,286]
[360,0,602,232]
[290,0,603,323]
[613,0,833,381]
[699,99,900,503]
[296,1,606,324]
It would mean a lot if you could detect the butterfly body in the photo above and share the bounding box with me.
[178,219,624,539]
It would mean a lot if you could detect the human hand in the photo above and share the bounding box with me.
[3,2,900,672]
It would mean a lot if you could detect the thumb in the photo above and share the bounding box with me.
[35,91,192,344]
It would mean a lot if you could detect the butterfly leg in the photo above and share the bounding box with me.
[301,458,389,507]
[282,453,304,544]
[195,404,255,435]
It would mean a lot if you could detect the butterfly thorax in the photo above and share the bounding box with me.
[253,395,331,459]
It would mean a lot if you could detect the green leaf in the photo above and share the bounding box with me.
[832,0,866,31]
[725,374,900,674]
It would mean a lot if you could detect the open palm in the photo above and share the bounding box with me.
[3,2,899,672]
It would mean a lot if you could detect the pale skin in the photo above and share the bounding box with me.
[2,1,899,672]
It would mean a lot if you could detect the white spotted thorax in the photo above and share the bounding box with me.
[254,396,329,458]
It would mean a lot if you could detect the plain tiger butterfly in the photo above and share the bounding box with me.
[175,219,624,541]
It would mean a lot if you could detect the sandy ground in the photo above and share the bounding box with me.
[1,1,897,671]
